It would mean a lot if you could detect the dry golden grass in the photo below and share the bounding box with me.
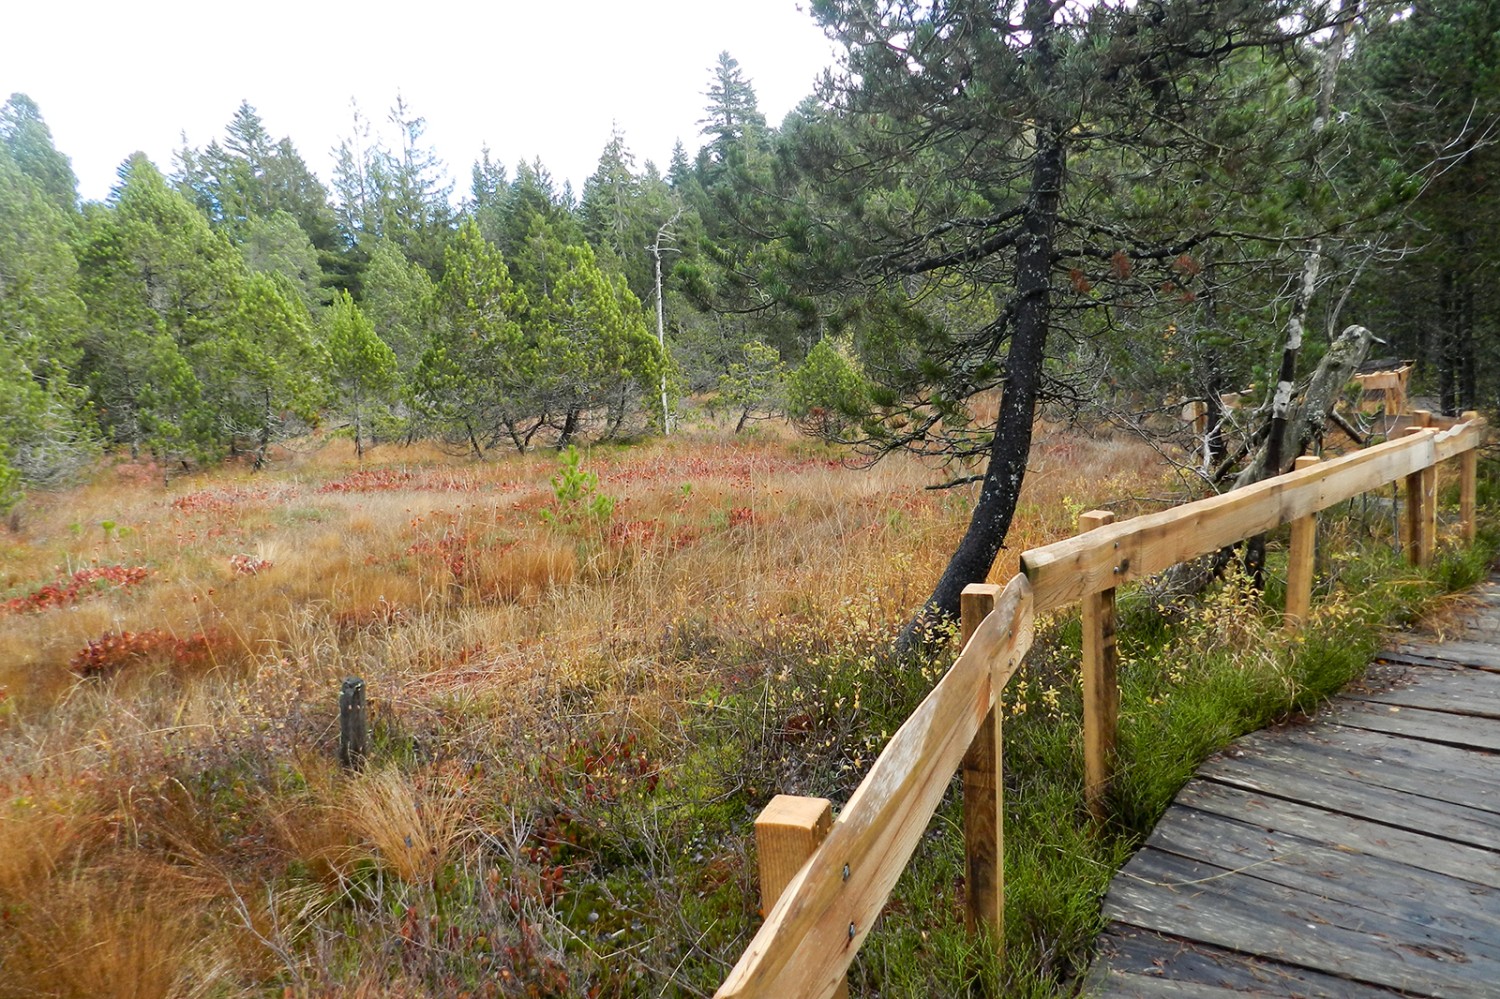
[0,419,1169,993]
[340,766,472,884]
[0,865,239,999]
[0,423,1160,699]
[0,792,101,900]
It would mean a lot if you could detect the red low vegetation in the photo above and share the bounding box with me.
[170,486,270,515]
[69,628,225,678]
[3,564,150,615]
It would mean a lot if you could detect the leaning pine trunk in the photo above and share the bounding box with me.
[898,48,1066,648]
[558,406,580,447]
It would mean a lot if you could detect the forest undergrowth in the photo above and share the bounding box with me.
[0,418,1492,998]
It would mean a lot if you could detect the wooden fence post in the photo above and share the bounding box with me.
[961,582,1005,944]
[1402,427,1435,568]
[1285,456,1321,630]
[339,676,368,769]
[1079,510,1118,822]
[755,795,846,999]
[1462,411,1481,544]
[1419,411,1438,567]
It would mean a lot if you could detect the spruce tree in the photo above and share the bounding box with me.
[323,290,397,457]
[0,93,78,214]
[698,51,768,168]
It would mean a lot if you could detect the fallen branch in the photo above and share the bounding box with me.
[925,474,986,491]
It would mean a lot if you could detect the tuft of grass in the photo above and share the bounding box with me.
[341,766,472,885]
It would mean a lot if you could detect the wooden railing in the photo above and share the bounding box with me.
[716,413,1483,998]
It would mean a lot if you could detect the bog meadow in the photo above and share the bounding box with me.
[4,1,1500,996]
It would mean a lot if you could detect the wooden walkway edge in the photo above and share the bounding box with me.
[1088,576,1500,998]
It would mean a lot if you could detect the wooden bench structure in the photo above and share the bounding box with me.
[715,414,1484,999]
[1354,363,1414,417]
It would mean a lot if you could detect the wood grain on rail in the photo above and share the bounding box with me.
[1020,421,1480,615]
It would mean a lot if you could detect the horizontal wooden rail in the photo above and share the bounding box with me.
[721,414,1483,997]
[1019,420,1481,615]
[716,576,1034,998]
[1025,415,1481,818]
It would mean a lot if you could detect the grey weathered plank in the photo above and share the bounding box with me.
[1228,729,1500,816]
[1105,848,1497,997]
[1310,698,1500,752]
[1092,583,1500,999]
[1260,720,1500,776]
[1304,722,1500,778]
[1374,650,1464,671]
[1458,610,1500,632]
[1093,969,1287,998]
[1143,804,1500,939]
[1175,780,1500,889]
[1199,754,1500,849]
[1095,926,1414,997]
[1391,640,1500,671]
[1349,668,1500,718]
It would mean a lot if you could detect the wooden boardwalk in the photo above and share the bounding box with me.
[1090,576,1500,998]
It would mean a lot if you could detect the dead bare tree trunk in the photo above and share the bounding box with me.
[651,211,682,435]
[1233,325,1376,488]
[1244,4,1352,581]
[1158,323,1374,606]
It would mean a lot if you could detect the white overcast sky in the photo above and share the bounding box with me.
[3,0,841,203]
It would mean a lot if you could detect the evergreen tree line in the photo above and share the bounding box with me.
[1,3,1497,519]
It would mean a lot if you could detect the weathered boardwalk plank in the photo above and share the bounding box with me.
[1329,699,1500,753]
[1089,579,1500,997]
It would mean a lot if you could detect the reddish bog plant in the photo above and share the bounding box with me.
[318,467,414,494]
[228,553,272,575]
[169,486,269,516]
[4,565,150,615]
[69,628,226,679]
[406,530,470,579]
[542,731,662,810]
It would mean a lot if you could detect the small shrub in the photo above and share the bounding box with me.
[69,628,225,679]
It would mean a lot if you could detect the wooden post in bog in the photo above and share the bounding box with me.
[338,677,368,769]
[1079,510,1118,821]
[1461,412,1480,544]
[1422,457,1440,564]
[754,795,846,999]
[1285,456,1321,631]
[960,582,1005,944]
